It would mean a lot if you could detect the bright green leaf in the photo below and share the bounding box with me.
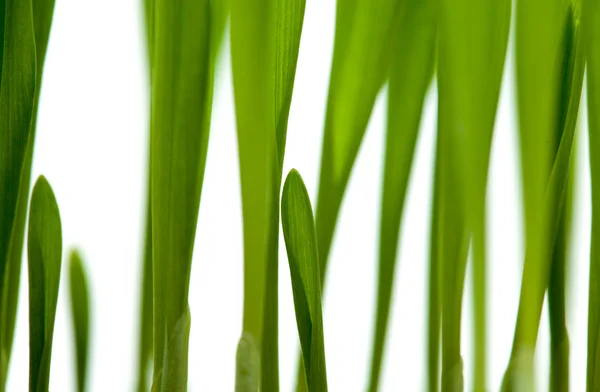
[27,176,62,392]
[68,250,90,392]
[282,169,328,392]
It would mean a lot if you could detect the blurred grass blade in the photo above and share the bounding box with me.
[235,333,259,392]
[437,0,511,389]
[503,3,584,389]
[27,176,62,392]
[150,0,224,387]
[0,0,37,386]
[282,170,328,392]
[69,250,90,392]
[1,0,55,386]
[585,0,600,387]
[230,0,305,387]
[367,0,435,389]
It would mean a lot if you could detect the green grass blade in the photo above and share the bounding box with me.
[68,250,90,392]
[150,0,221,387]
[0,0,37,386]
[137,198,153,392]
[1,0,55,385]
[437,0,511,389]
[27,176,62,392]
[367,0,435,389]
[586,0,600,387]
[282,170,328,392]
[503,3,584,389]
[231,0,305,387]
[235,333,259,392]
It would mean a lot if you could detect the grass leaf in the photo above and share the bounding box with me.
[27,176,62,392]
[585,0,600,387]
[282,169,328,392]
[503,3,584,389]
[235,333,260,392]
[68,250,90,392]
[368,0,436,389]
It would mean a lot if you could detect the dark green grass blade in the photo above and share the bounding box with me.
[231,0,305,388]
[282,170,328,392]
[367,0,435,389]
[437,0,511,389]
[235,333,259,392]
[1,0,55,385]
[503,3,584,389]
[585,0,600,387]
[27,176,62,392]
[69,250,90,392]
[0,0,36,384]
[150,0,222,388]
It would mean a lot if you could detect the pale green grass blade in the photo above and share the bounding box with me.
[282,170,328,392]
[150,0,221,387]
[68,250,90,392]
[585,0,600,387]
[1,1,55,385]
[27,176,62,392]
[231,0,305,387]
[368,0,435,389]
[235,333,259,392]
[503,3,584,389]
[0,0,37,386]
[437,0,511,389]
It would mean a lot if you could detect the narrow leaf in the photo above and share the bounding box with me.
[235,333,260,392]
[68,250,90,392]
[27,176,62,392]
[282,170,328,392]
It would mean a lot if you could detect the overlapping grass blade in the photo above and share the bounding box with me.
[68,250,90,392]
[503,3,584,389]
[27,176,62,392]
[437,0,511,389]
[282,170,328,392]
[367,0,435,389]
[230,0,305,387]
[585,0,600,387]
[235,333,259,392]
[149,0,224,388]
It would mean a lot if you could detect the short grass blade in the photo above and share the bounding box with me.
[68,250,90,392]
[367,0,436,389]
[235,333,259,392]
[585,0,600,387]
[503,3,584,389]
[27,176,62,392]
[282,169,328,392]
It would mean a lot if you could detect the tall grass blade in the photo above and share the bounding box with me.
[437,0,511,389]
[585,0,600,387]
[235,333,259,392]
[503,3,584,389]
[149,0,224,387]
[230,0,305,387]
[68,250,90,392]
[282,170,328,392]
[367,0,435,389]
[27,176,62,392]
[428,148,441,392]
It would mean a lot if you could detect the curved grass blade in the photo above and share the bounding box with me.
[585,0,600,387]
[235,333,259,392]
[230,0,305,387]
[68,250,90,392]
[367,0,435,389]
[502,3,584,389]
[282,170,328,392]
[149,0,226,387]
[0,0,55,386]
[437,0,511,389]
[27,176,62,392]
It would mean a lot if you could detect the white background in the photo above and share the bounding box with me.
[5,0,592,390]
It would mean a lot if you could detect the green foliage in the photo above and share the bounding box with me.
[235,333,259,392]
[282,170,328,392]
[68,250,90,392]
[27,176,62,392]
